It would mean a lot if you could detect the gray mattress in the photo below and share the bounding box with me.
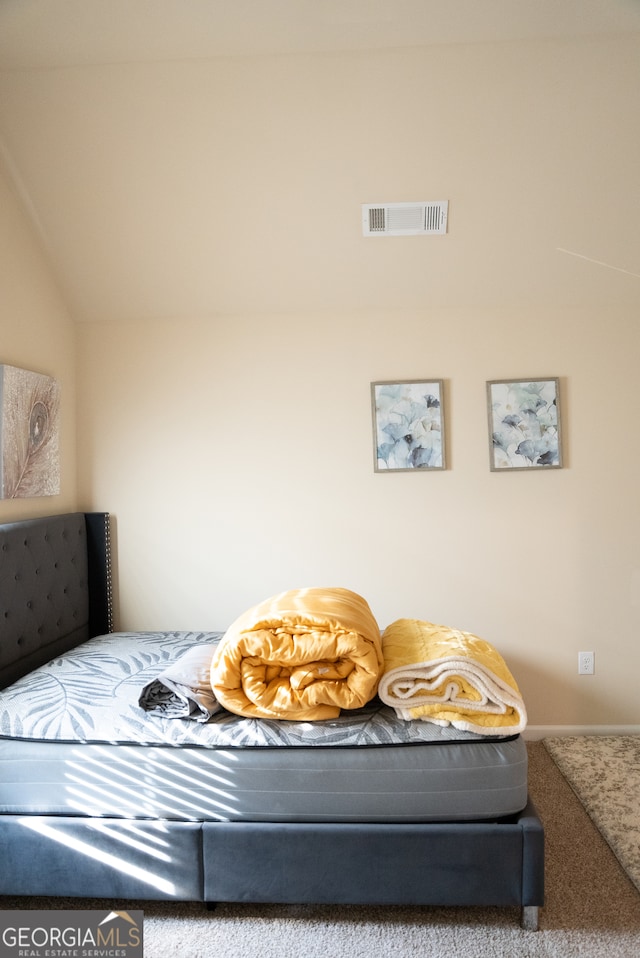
[0,631,528,823]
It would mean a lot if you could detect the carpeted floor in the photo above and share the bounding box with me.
[1,741,639,957]
[544,735,640,894]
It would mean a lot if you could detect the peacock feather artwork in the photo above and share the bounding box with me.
[0,364,60,498]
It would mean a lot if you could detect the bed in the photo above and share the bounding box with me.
[0,512,544,929]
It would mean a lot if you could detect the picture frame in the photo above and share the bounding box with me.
[371,379,445,472]
[486,377,562,471]
[0,364,61,498]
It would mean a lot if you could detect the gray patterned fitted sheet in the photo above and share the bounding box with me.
[0,631,528,822]
[0,630,501,748]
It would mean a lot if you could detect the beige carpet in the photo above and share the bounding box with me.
[1,742,639,957]
[544,735,640,894]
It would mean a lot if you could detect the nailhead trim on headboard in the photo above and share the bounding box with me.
[86,511,113,637]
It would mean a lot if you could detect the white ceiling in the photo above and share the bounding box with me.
[2,0,640,69]
[1,1,639,323]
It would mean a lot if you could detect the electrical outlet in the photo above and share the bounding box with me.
[578,651,595,675]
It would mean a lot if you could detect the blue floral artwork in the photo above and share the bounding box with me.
[372,380,445,471]
[487,378,562,470]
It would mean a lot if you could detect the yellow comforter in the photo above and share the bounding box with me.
[378,618,527,735]
[210,587,383,720]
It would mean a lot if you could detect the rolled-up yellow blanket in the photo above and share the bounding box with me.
[210,587,383,720]
[379,618,527,735]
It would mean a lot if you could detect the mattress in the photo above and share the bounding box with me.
[0,631,528,823]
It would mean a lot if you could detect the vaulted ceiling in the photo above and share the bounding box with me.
[3,1,640,67]
[1,1,639,322]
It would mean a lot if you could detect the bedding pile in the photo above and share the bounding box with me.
[209,587,383,720]
[133,589,527,736]
[138,642,220,721]
[378,617,527,735]
[0,630,502,748]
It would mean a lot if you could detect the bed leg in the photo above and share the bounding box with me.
[521,905,539,931]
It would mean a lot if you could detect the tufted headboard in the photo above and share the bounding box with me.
[0,512,113,689]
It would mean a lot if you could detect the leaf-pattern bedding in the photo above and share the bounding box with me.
[0,631,492,748]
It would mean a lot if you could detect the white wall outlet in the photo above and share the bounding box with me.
[578,651,595,675]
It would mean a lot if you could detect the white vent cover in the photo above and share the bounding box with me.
[362,201,448,236]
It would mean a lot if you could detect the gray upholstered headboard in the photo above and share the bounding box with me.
[0,512,113,689]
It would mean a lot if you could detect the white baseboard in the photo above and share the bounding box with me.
[525,725,640,740]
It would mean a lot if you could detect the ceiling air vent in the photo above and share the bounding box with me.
[362,200,448,236]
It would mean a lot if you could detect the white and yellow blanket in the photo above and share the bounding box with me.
[210,587,383,721]
[378,618,527,735]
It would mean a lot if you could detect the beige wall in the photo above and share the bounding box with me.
[3,33,639,729]
[76,298,640,728]
[0,162,78,520]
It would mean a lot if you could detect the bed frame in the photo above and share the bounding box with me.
[0,512,544,929]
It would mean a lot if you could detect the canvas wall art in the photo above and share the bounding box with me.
[0,364,61,498]
[487,378,562,471]
[371,380,445,471]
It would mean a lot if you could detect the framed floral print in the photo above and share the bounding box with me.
[487,378,562,471]
[371,380,445,472]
